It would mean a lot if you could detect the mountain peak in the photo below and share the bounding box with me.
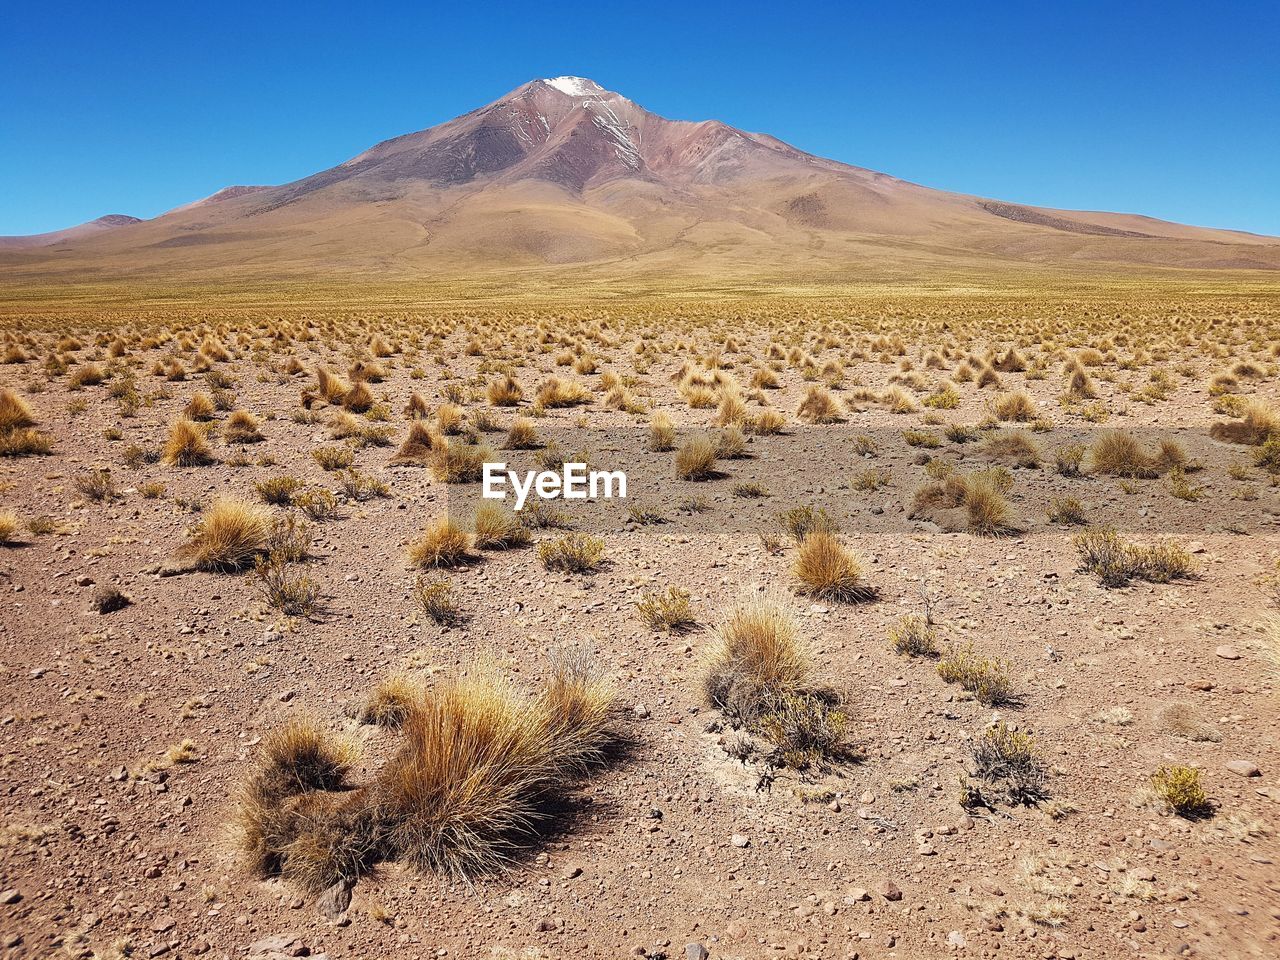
[540,76,609,98]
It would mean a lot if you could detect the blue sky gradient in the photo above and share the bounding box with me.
[2,0,1277,236]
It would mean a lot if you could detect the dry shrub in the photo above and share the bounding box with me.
[888,614,938,657]
[971,722,1046,804]
[472,502,531,549]
[793,531,875,602]
[407,517,472,568]
[179,498,271,571]
[538,533,605,572]
[1151,765,1212,819]
[256,475,303,505]
[0,389,52,457]
[937,643,1013,705]
[414,576,462,625]
[254,553,321,616]
[911,468,1018,535]
[316,367,351,405]
[342,381,374,413]
[797,385,844,423]
[746,409,787,435]
[704,593,806,723]
[91,585,131,613]
[1047,496,1087,525]
[435,402,465,435]
[675,435,719,480]
[1065,367,1097,400]
[1074,527,1194,586]
[636,586,695,632]
[163,419,215,466]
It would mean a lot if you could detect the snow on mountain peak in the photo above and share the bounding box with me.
[543,76,606,97]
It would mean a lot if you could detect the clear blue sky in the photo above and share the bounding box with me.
[2,0,1278,236]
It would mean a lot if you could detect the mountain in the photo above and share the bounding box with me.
[2,77,1278,288]
[0,214,142,249]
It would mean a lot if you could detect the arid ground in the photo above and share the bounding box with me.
[1,285,1278,960]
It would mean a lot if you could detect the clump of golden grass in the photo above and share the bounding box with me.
[703,593,853,770]
[342,381,374,413]
[407,517,472,569]
[225,409,263,443]
[0,389,53,457]
[746,408,787,435]
[1151,765,1212,819]
[797,385,844,423]
[937,643,1013,705]
[312,445,355,471]
[535,376,590,409]
[472,502,532,549]
[674,435,719,480]
[435,402,465,435]
[255,475,303,505]
[163,418,214,466]
[184,392,216,420]
[74,468,117,502]
[179,498,271,571]
[1047,496,1087,525]
[793,531,875,602]
[1089,430,1184,478]
[776,504,838,542]
[360,674,423,727]
[911,468,1018,536]
[428,438,493,484]
[982,430,1041,468]
[315,367,351,405]
[992,391,1038,422]
[487,374,524,407]
[538,533,605,572]
[1074,527,1194,587]
[703,593,806,722]
[636,586,695,632]
[0,511,20,545]
[372,655,612,878]
[648,411,676,451]
[1210,398,1280,446]
[391,421,437,463]
[503,417,540,450]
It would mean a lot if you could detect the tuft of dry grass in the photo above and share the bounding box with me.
[413,575,462,625]
[793,531,875,602]
[992,391,1038,422]
[0,388,36,433]
[360,674,424,727]
[797,385,844,423]
[888,614,938,657]
[971,722,1046,804]
[0,511,21,545]
[648,411,676,451]
[703,592,806,722]
[407,517,472,569]
[472,502,532,549]
[674,435,719,480]
[225,409,264,443]
[179,498,271,571]
[162,418,215,466]
[486,374,524,406]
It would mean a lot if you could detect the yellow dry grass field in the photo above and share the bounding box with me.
[1,285,1279,959]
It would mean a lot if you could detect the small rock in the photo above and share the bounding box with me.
[1225,760,1261,778]
[633,704,650,719]
[1215,645,1241,660]
[947,930,967,948]
[876,879,903,902]
[730,834,750,848]
[686,944,710,960]
[316,879,352,920]
[0,889,21,905]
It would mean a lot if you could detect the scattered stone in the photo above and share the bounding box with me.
[0,889,21,905]
[730,834,750,848]
[685,944,710,960]
[876,879,903,902]
[1225,760,1261,778]
[316,879,352,920]
[1215,645,1241,660]
[947,930,967,948]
